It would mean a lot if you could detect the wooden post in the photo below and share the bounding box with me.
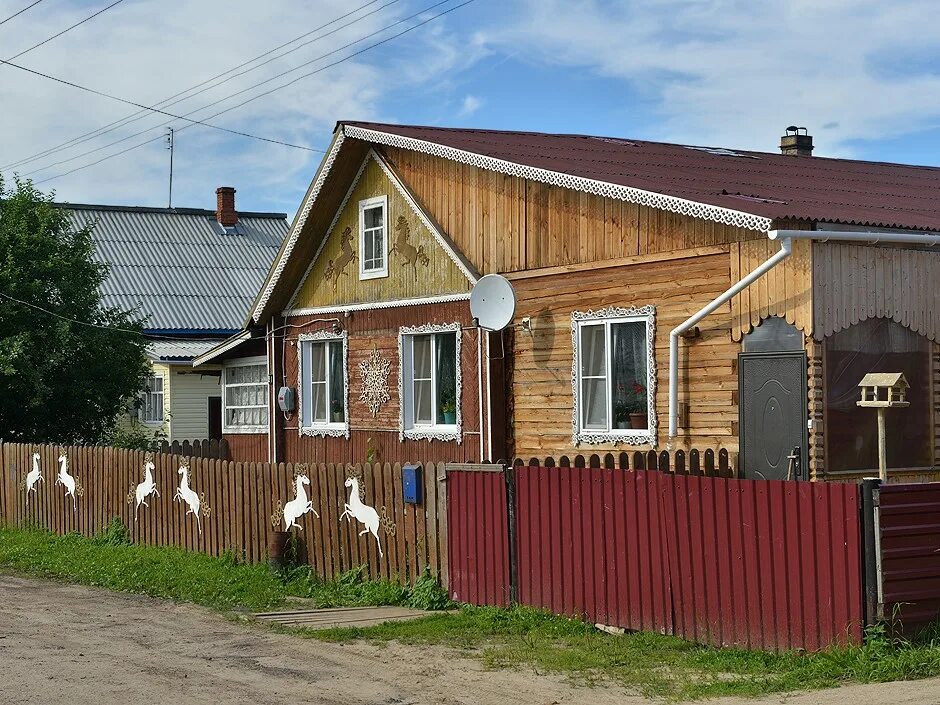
[877,407,887,482]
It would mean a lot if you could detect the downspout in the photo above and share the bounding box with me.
[668,227,940,439]
[668,237,793,438]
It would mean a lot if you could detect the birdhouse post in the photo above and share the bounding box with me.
[856,372,910,481]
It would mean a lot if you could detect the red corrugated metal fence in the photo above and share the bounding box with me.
[449,465,864,651]
[878,483,940,635]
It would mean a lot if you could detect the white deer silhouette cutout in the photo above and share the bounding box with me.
[56,454,78,509]
[134,458,160,519]
[25,452,43,503]
[175,463,202,534]
[341,476,383,558]
[283,474,319,530]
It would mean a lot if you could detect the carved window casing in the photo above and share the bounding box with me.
[298,331,349,438]
[399,322,462,443]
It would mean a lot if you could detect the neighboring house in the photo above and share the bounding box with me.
[59,188,288,442]
[198,123,940,482]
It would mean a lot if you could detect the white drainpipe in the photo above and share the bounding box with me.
[668,227,940,439]
[668,237,792,438]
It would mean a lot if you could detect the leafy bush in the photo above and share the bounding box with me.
[408,568,453,611]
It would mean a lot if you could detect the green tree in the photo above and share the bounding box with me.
[0,176,150,443]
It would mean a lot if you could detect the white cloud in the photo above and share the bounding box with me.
[459,94,483,116]
[482,0,940,157]
[0,0,471,212]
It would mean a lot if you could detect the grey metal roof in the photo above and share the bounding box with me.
[58,204,288,332]
[148,339,224,362]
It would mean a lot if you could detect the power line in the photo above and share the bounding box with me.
[0,0,46,28]
[27,0,476,184]
[2,0,397,171]
[4,0,126,62]
[0,290,202,341]
[15,0,450,176]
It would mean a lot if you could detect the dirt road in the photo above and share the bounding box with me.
[1,574,939,705]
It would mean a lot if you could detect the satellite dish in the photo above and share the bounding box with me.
[470,274,516,332]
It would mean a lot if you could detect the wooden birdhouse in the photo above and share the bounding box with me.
[857,372,910,408]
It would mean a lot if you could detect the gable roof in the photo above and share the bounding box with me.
[251,120,940,323]
[59,203,289,333]
[343,121,940,234]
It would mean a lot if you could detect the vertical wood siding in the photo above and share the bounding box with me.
[0,443,446,585]
[383,146,765,275]
[813,243,940,341]
[224,433,269,462]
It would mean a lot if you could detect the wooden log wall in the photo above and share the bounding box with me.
[0,443,446,586]
[510,249,741,458]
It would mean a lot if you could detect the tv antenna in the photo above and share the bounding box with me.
[470,274,516,331]
[166,127,174,208]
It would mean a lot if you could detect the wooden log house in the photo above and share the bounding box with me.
[196,123,940,481]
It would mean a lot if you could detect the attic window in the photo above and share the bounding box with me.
[359,195,388,280]
[685,146,760,159]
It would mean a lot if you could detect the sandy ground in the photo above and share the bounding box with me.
[2,574,940,705]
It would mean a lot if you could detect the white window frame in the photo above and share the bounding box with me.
[139,373,165,425]
[398,322,462,443]
[571,305,657,447]
[358,195,389,280]
[297,330,349,438]
[222,355,270,434]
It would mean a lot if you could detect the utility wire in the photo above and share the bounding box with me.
[27,0,475,184]
[2,0,397,170]
[0,290,207,341]
[4,0,126,62]
[0,0,46,28]
[17,0,452,176]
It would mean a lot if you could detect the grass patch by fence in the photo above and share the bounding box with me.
[0,522,448,612]
[302,606,940,701]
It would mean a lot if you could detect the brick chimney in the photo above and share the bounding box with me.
[216,186,238,227]
[780,126,813,156]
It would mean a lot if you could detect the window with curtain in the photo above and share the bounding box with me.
[299,337,346,430]
[359,195,388,278]
[140,374,164,423]
[401,329,459,435]
[825,318,931,472]
[222,358,269,432]
[575,315,651,439]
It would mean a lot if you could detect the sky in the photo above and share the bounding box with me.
[1,0,939,216]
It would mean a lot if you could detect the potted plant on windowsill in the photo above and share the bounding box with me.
[614,382,648,430]
[440,391,457,425]
[330,399,344,424]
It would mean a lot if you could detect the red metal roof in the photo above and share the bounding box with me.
[342,121,940,233]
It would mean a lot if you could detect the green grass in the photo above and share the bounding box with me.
[0,522,448,612]
[5,523,940,701]
[299,607,940,701]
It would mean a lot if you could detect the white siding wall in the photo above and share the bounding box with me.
[167,364,222,441]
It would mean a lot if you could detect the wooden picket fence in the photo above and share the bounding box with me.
[0,442,446,586]
[512,448,738,476]
[156,438,229,460]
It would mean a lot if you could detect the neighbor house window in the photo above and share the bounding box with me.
[140,374,164,424]
[572,306,656,444]
[824,318,931,472]
[359,195,388,279]
[298,332,348,437]
[222,356,269,433]
[399,324,461,442]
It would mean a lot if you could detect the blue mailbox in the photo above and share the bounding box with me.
[402,464,423,504]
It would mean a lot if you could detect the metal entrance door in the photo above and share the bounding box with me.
[739,351,808,480]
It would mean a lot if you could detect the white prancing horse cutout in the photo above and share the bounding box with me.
[25,452,44,503]
[282,474,319,530]
[56,453,79,509]
[341,476,383,558]
[175,461,202,534]
[134,455,160,520]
